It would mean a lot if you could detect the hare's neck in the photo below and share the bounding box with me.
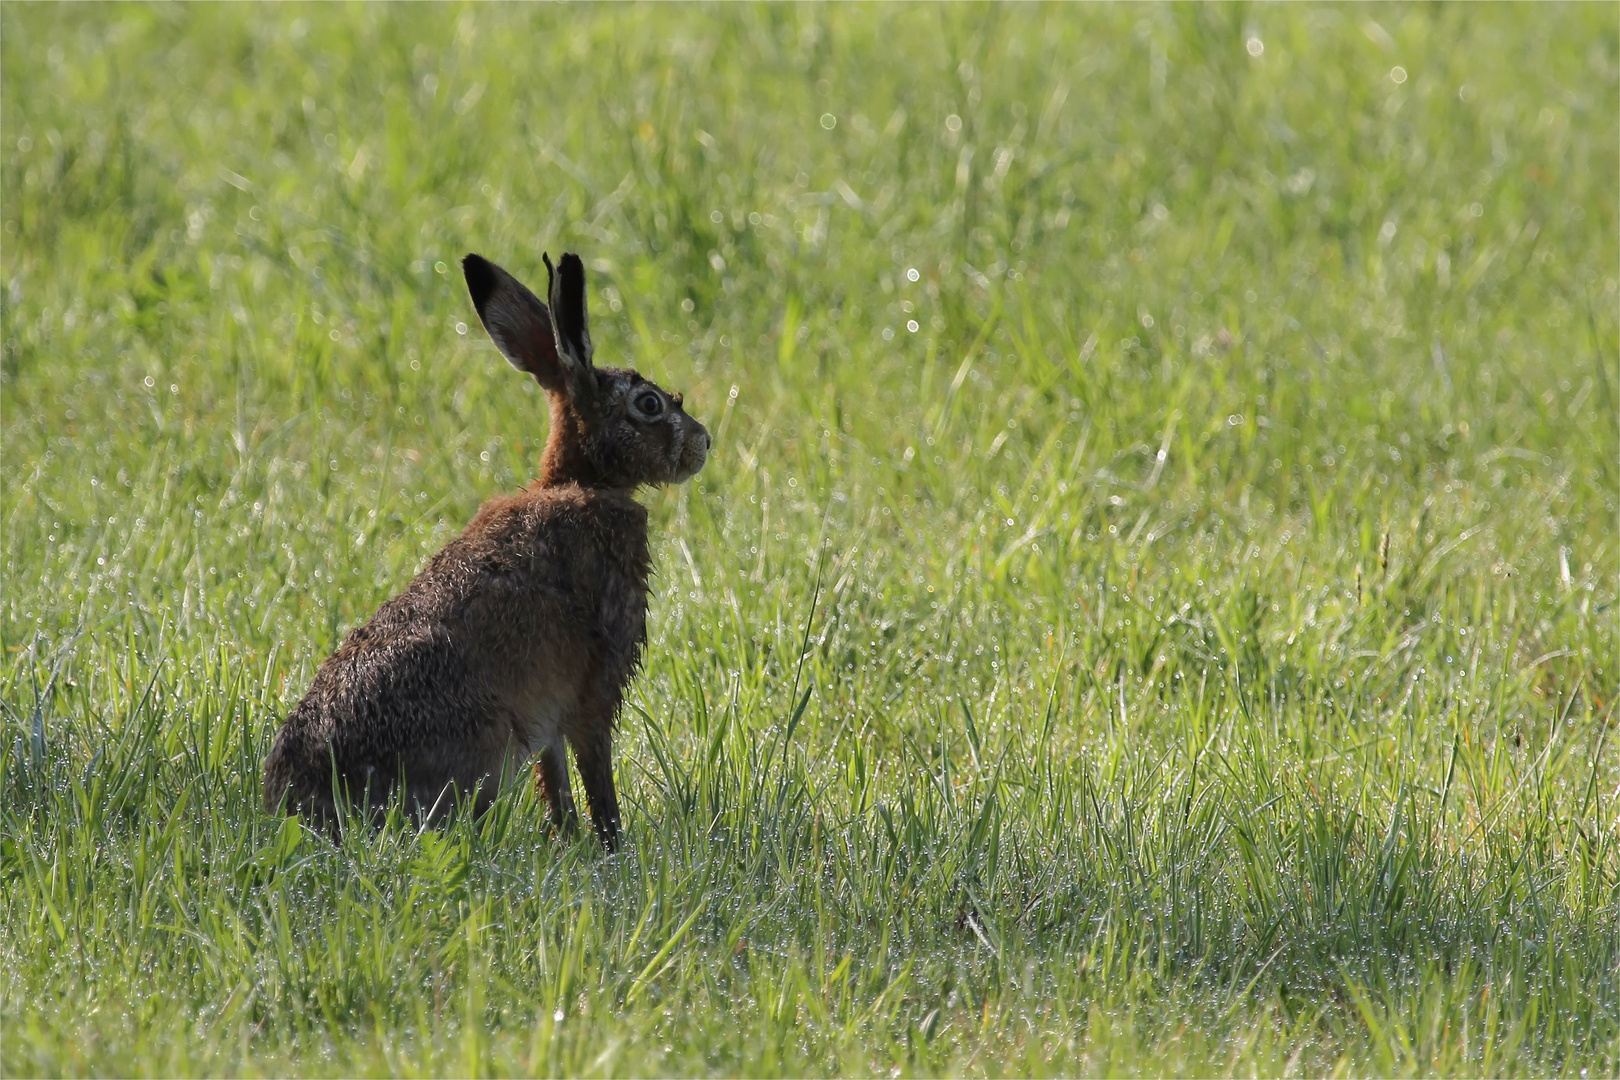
[536,397,611,489]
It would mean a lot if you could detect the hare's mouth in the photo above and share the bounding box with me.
[672,430,709,482]
[672,456,705,483]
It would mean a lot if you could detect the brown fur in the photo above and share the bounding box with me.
[263,252,708,849]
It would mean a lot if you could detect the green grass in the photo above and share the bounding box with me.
[3,3,1617,1075]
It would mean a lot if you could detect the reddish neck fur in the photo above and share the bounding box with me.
[537,392,607,489]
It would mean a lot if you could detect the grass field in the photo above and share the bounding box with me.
[4,4,1617,1075]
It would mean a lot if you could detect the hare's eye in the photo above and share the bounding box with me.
[635,390,664,417]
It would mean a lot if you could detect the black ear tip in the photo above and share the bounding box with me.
[461,254,496,305]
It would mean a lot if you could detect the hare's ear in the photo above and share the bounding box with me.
[544,252,593,369]
[462,254,572,391]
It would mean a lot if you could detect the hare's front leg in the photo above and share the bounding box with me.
[571,730,622,852]
[533,740,579,837]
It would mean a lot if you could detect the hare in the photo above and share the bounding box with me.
[263,252,709,849]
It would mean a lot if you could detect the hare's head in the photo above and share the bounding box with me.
[463,253,709,489]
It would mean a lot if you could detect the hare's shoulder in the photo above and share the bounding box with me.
[466,485,647,554]
[430,486,648,608]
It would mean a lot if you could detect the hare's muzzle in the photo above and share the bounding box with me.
[676,421,710,481]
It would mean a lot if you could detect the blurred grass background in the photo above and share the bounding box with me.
[3,4,1617,1075]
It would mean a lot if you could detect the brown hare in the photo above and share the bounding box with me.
[263,252,709,849]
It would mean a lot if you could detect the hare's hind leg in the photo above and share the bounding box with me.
[571,731,621,852]
[534,740,580,837]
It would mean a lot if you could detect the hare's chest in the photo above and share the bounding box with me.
[593,546,650,675]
